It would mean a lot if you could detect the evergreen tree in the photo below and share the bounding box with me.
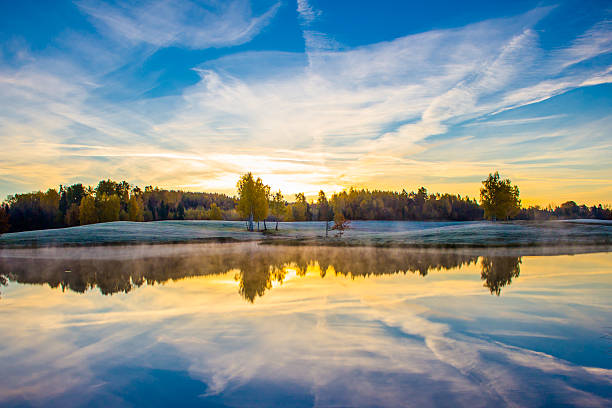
[59,184,85,217]
[176,202,185,220]
[0,204,10,234]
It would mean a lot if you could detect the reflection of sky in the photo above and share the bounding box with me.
[0,252,611,407]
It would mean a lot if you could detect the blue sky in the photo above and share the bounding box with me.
[0,0,611,205]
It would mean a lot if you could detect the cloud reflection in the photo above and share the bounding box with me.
[0,246,610,407]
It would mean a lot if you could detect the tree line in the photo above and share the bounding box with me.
[234,171,610,232]
[0,172,610,234]
[0,179,237,233]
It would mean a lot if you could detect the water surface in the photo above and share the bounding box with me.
[0,243,611,407]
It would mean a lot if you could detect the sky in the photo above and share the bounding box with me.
[0,0,611,206]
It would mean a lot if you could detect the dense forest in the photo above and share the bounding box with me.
[0,176,610,234]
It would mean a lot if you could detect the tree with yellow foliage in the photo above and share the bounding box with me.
[207,203,223,220]
[237,173,269,231]
[237,173,256,231]
[97,194,121,223]
[128,195,144,221]
[79,195,98,225]
[254,178,270,230]
[480,172,521,221]
[269,190,286,230]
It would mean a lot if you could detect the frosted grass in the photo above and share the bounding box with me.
[1,219,610,248]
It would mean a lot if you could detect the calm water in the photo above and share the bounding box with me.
[0,243,611,407]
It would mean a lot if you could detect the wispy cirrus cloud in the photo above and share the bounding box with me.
[464,115,566,127]
[296,0,320,25]
[555,19,612,70]
[0,2,610,204]
[147,8,611,196]
[76,0,280,49]
[296,0,340,53]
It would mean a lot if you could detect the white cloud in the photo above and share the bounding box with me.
[1,248,611,406]
[464,115,566,127]
[77,0,280,49]
[296,0,320,26]
[556,19,612,70]
[0,5,611,203]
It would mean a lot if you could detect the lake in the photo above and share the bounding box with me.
[0,243,611,407]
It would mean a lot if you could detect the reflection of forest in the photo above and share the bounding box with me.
[0,246,521,302]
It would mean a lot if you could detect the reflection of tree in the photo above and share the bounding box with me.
[232,247,480,301]
[236,264,284,304]
[0,245,524,302]
[0,273,7,299]
[480,256,522,295]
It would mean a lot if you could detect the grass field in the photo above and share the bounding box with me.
[1,219,611,248]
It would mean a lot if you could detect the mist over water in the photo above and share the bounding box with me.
[0,243,611,407]
[0,243,518,300]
